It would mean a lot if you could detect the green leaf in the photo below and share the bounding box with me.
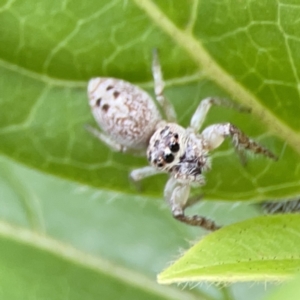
[0,221,201,300]
[0,0,299,200]
[0,155,217,300]
[158,215,300,284]
[0,1,300,298]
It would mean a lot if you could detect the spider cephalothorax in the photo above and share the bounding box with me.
[87,50,277,231]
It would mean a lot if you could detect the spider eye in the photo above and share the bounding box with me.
[164,153,174,163]
[157,162,164,168]
[169,142,180,153]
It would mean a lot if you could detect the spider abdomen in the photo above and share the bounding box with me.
[88,77,162,150]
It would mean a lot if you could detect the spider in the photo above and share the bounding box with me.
[87,50,277,231]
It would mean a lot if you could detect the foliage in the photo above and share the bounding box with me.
[0,0,300,299]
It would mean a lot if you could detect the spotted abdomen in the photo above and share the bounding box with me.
[88,77,162,150]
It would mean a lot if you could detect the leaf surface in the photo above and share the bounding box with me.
[0,221,201,300]
[0,0,299,200]
[0,0,300,297]
[158,215,300,284]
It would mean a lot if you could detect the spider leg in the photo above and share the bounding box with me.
[85,124,124,152]
[262,198,300,214]
[164,177,220,231]
[129,166,163,191]
[201,123,278,161]
[130,166,163,181]
[183,194,204,210]
[85,125,146,155]
[190,97,250,132]
[152,49,177,122]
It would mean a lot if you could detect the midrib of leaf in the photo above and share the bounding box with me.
[133,0,300,156]
[159,274,290,284]
[0,221,202,300]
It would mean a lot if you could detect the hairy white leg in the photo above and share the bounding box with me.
[85,125,146,155]
[152,49,177,122]
[190,97,250,132]
[130,166,163,191]
[164,177,220,230]
[183,194,204,210]
[164,178,202,209]
[201,123,278,160]
[85,125,124,152]
[130,166,163,181]
[164,177,185,204]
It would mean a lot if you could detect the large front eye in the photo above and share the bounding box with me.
[170,142,180,153]
[164,153,174,163]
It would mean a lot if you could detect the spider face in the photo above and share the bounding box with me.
[147,123,186,171]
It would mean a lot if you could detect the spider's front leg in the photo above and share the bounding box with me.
[190,97,250,132]
[164,177,221,231]
[129,165,164,191]
[201,123,278,161]
[130,166,163,181]
[152,49,177,122]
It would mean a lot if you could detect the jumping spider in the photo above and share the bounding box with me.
[87,50,277,231]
